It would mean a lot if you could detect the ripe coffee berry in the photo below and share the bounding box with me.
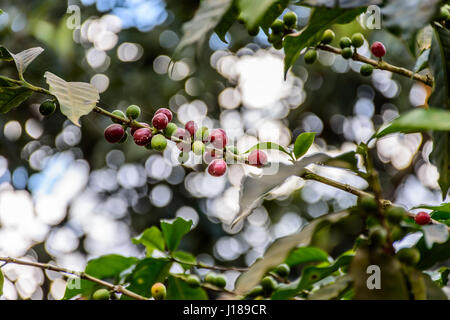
[248,150,268,167]
[415,211,431,225]
[130,123,150,136]
[283,12,297,28]
[209,129,228,149]
[207,159,227,177]
[360,64,374,76]
[151,134,167,151]
[126,105,141,119]
[341,47,353,59]
[174,128,191,151]
[152,113,169,130]
[155,108,173,122]
[371,41,386,58]
[151,282,166,300]
[351,33,365,48]
[39,100,57,116]
[339,36,352,49]
[104,124,125,143]
[133,128,153,146]
[304,49,317,64]
[185,120,198,137]
[270,19,284,34]
[321,29,335,44]
[204,149,223,164]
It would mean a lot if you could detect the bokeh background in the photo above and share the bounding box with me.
[0,0,444,299]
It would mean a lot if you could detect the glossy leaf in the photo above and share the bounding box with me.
[285,246,329,267]
[215,1,238,43]
[161,217,193,252]
[237,0,288,31]
[172,251,197,270]
[132,226,165,256]
[284,7,365,75]
[307,275,353,300]
[0,85,33,114]
[414,48,430,73]
[293,132,316,159]
[166,276,208,300]
[44,72,99,126]
[243,142,292,157]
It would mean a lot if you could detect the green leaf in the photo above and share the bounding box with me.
[417,235,450,269]
[44,72,99,126]
[63,254,138,300]
[174,0,233,57]
[0,46,44,77]
[215,1,239,43]
[293,132,315,159]
[166,275,208,300]
[237,0,288,31]
[172,251,197,270]
[122,257,172,299]
[307,275,353,300]
[414,48,430,73]
[0,85,33,114]
[285,246,329,267]
[161,217,193,252]
[429,24,450,198]
[375,108,450,138]
[283,7,365,75]
[132,226,165,256]
[0,269,4,296]
[235,210,349,294]
[243,142,292,157]
[324,151,359,171]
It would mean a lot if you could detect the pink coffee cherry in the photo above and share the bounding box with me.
[204,150,223,164]
[152,113,169,130]
[370,41,386,58]
[208,129,228,149]
[248,150,268,167]
[133,128,153,146]
[185,121,198,137]
[207,159,227,177]
[414,211,431,225]
[130,122,150,136]
[154,108,173,122]
[104,124,125,143]
[174,128,191,151]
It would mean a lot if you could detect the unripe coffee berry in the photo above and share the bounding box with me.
[209,129,228,149]
[351,33,365,48]
[104,124,125,143]
[152,113,169,130]
[92,288,110,300]
[111,110,125,123]
[208,159,227,177]
[283,12,297,29]
[274,264,290,278]
[192,141,205,155]
[155,108,173,122]
[415,211,431,225]
[247,285,263,297]
[248,150,268,167]
[212,275,227,288]
[39,100,57,116]
[270,19,284,34]
[164,122,178,137]
[396,247,420,266]
[321,29,335,44]
[273,40,283,50]
[133,128,152,146]
[360,64,374,76]
[386,206,406,224]
[268,32,283,44]
[359,195,377,212]
[339,37,352,49]
[369,226,387,247]
[248,26,260,36]
[196,127,209,142]
[204,272,217,284]
[151,134,167,151]
[304,49,317,64]
[260,276,277,293]
[341,47,353,59]
[126,105,141,119]
[151,282,166,300]
[178,152,190,164]
[371,41,386,58]
[185,120,198,137]
[186,275,201,288]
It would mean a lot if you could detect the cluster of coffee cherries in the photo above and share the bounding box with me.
[302,29,387,77]
[246,263,290,299]
[104,106,268,177]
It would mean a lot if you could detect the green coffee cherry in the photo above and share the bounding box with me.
[360,64,374,76]
[118,132,128,144]
[126,105,141,119]
[195,126,209,142]
[369,226,387,247]
[204,272,217,284]
[248,26,260,36]
[396,247,421,266]
[273,41,283,50]
[351,33,365,48]
[213,275,227,288]
[274,264,290,278]
[247,285,264,297]
[178,152,190,164]
[151,134,167,151]
[391,225,406,241]
[283,12,297,29]
[92,288,110,300]
[270,19,284,34]
[321,29,335,44]
[39,100,57,116]
[268,32,283,44]
[186,275,201,288]
[438,6,450,20]
[192,141,205,155]
[359,195,378,212]
[151,282,167,300]
[304,49,317,64]
[260,276,277,294]
[112,110,126,123]
[386,206,406,224]
[164,123,178,137]
[339,36,352,49]
[341,47,353,59]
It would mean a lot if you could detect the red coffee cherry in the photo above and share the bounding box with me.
[130,122,150,136]
[155,108,173,122]
[415,211,431,225]
[207,159,227,177]
[370,41,386,58]
[133,128,153,146]
[185,121,198,137]
[152,113,169,130]
[248,150,268,167]
[104,124,125,143]
[204,149,223,164]
[209,129,228,149]
[174,128,191,151]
